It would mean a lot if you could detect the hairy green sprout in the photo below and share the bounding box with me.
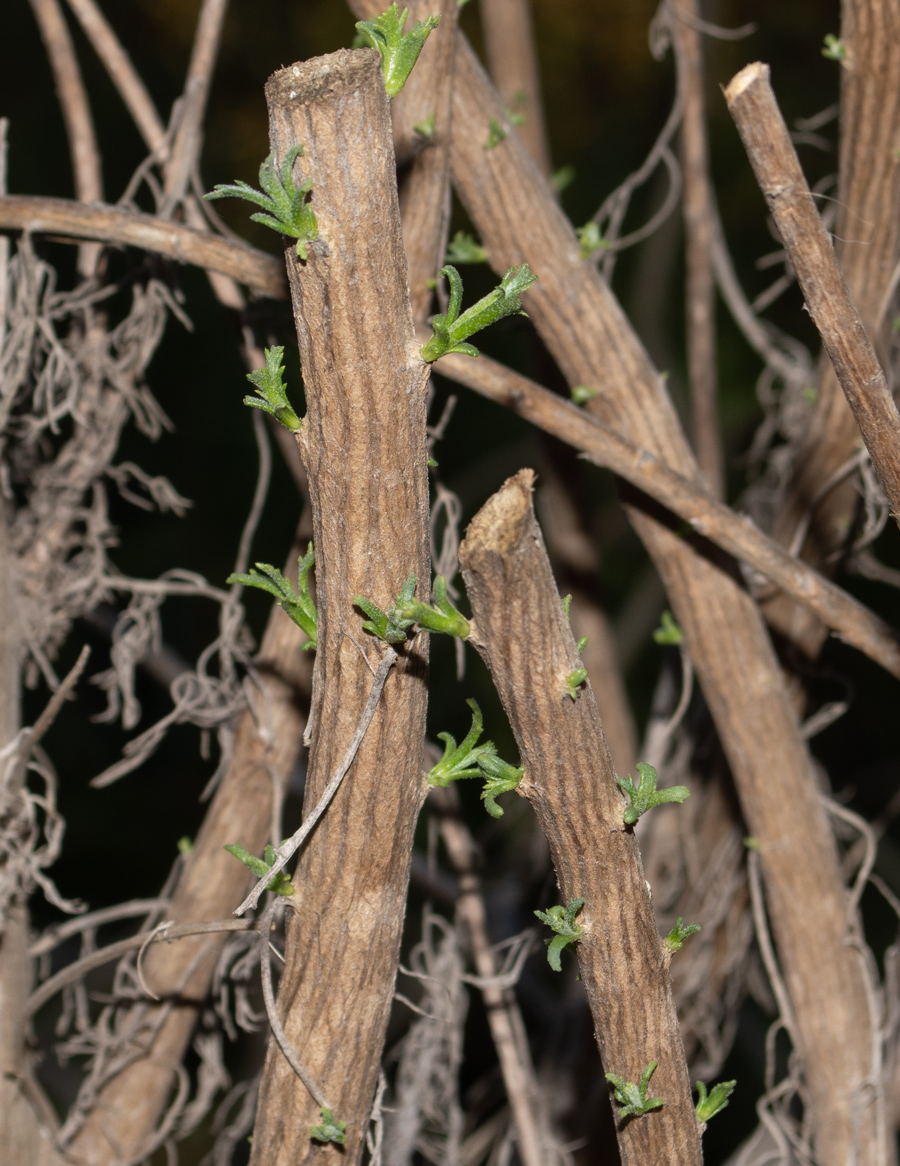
[606,1060,665,1120]
[534,897,584,971]
[228,544,317,650]
[224,841,295,896]
[653,610,683,645]
[427,699,496,786]
[566,666,588,701]
[477,753,524,817]
[420,264,537,362]
[393,574,470,638]
[616,762,689,826]
[444,230,488,265]
[243,346,301,432]
[355,4,440,98]
[570,384,599,405]
[664,917,702,952]
[205,145,318,259]
[822,33,847,60]
[576,220,609,259]
[310,1107,347,1144]
[354,574,418,644]
[484,118,506,149]
[695,1079,736,1125]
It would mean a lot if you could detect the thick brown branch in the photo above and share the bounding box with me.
[446,35,883,1164]
[0,196,287,297]
[249,51,431,1166]
[479,0,551,176]
[459,470,702,1165]
[435,350,900,682]
[725,62,900,528]
[671,0,722,497]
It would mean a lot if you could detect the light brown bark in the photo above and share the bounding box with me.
[479,0,551,177]
[460,470,702,1165]
[671,0,722,498]
[66,579,312,1164]
[725,62,900,532]
[446,37,883,1165]
[249,51,431,1165]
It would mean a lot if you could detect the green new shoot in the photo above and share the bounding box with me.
[445,230,488,265]
[695,1079,736,1125]
[420,264,537,362]
[205,146,318,259]
[653,610,683,645]
[354,574,418,644]
[393,574,470,638]
[664,917,702,952]
[309,1107,347,1145]
[477,753,524,817]
[243,346,301,432]
[355,4,440,98]
[606,1060,665,1120]
[427,699,497,786]
[566,667,588,700]
[224,842,295,896]
[616,762,689,826]
[228,544,317,650]
[534,897,584,971]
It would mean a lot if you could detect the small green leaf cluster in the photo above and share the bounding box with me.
[653,610,683,645]
[605,1060,665,1120]
[228,544,317,650]
[695,1079,736,1124]
[355,4,440,99]
[420,264,538,362]
[484,118,506,149]
[576,220,609,260]
[616,762,690,826]
[309,1107,347,1144]
[565,667,588,701]
[427,699,524,816]
[570,384,599,405]
[224,841,295,896]
[551,164,576,193]
[822,33,847,60]
[664,917,702,952]
[205,146,318,259]
[534,897,584,971]
[243,346,301,432]
[354,574,418,644]
[444,230,488,265]
[394,574,470,638]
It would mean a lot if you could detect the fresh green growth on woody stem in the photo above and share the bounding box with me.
[477,753,524,817]
[394,574,470,638]
[309,1107,347,1145]
[205,145,318,259]
[566,667,588,700]
[223,842,295,897]
[606,1060,665,1120]
[355,4,440,99]
[664,917,702,952]
[695,1079,736,1124]
[420,264,538,362]
[534,897,584,971]
[354,574,418,644]
[616,762,689,826]
[428,699,497,786]
[445,230,488,265]
[653,609,684,645]
[228,544,317,650]
[242,346,301,432]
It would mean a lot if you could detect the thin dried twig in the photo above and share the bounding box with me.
[433,349,900,682]
[725,62,900,529]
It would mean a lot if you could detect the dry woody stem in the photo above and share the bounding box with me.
[459,470,702,1165]
[249,50,431,1166]
[725,61,900,529]
[446,33,884,1165]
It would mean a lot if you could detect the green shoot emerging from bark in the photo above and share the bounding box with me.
[355,4,440,98]
[414,112,436,138]
[477,753,524,817]
[695,1079,736,1124]
[394,574,470,638]
[664,917,702,952]
[570,384,599,405]
[653,610,683,645]
[484,118,506,149]
[204,145,318,259]
[566,667,588,700]
[606,1060,665,1120]
[354,574,418,644]
[617,762,689,826]
[445,231,488,265]
[228,545,317,650]
[224,842,295,896]
[420,264,537,362]
[428,699,496,785]
[310,1107,347,1145]
[243,346,301,432]
[822,33,847,60]
[561,594,588,652]
[577,220,609,259]
[534,897,584,971]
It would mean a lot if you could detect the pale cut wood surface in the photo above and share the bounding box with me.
[460,470,702,1165]
[250,50,431,1166]
[446,34,883,1165]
